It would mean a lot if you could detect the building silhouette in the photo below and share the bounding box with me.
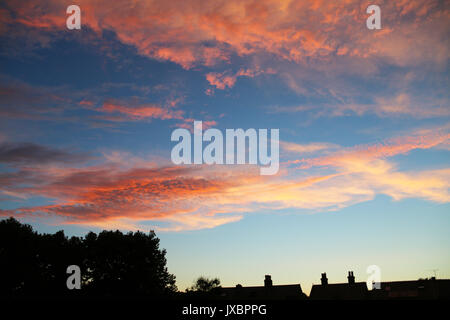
[369,278,450,300]
[310,271,368,300]
[217,275,306,300]
[216,272,450,300]
[309,271,450,300]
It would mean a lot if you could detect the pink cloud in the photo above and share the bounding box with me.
[175,119,217,132]
[3,0,446,70]
[1,127,449,231]
[206,67,270,90]
[100,101,184,121]
[293,129,450,169]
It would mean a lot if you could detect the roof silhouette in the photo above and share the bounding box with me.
[218,275,306,300]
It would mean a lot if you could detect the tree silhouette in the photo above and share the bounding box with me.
[0,217,176,297]
[187,277,221,293]
[83,229,177,296]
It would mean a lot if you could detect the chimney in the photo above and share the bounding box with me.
[347,271,355,284]
[264,275,272,287]
[321,273,328,285]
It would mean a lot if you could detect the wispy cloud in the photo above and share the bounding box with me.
[98,100,184,121]
[1,127,448,231]
[206,67,274,90]
[281,141,338,155]
[293,129,450,169]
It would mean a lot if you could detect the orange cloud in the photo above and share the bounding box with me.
[0,164,265,230]
[295,130,450,169]
[79,100,94,107]
[2,0,446,70]
[2,127,449,231]
[99,101,184,121]
[206,73,237,90]
[206,67,273,90]
[281,141,338,154]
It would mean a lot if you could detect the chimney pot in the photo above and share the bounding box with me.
[347,271,355,284]
[321,272,328,285]
[264,275,272,287]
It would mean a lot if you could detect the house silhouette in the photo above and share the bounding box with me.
[310,271,369,300]
[369,277,450,300]
[217,275,306,300]
[309,271,450,300]
[203,272,450,300]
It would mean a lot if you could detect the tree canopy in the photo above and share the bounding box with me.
[187,276,221,293]
[0,217,177,297]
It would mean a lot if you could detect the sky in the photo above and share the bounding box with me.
[0,0,449,293]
